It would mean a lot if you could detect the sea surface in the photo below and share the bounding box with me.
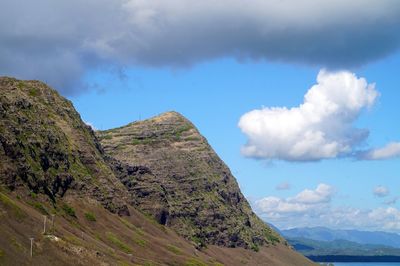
[332,263,400,266]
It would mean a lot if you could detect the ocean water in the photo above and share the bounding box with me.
[332,263,400,266]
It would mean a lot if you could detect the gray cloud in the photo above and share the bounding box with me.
[1,0,400,94]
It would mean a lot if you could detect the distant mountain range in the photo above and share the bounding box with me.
[277,226,400,261]
[288,237,400,256]
[282,226,400,248]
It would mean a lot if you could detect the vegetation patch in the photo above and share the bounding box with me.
[65,235,82,246]
[27,201,48,215]
[0,249,4,258]
[106,232,132,253]
[101,135,113,140]
[190,236,206,248]
[17,82,25,89]
[61,203,76,218]
[166,244,183,255]
[175,125,193,138]
[265,231,280,245]
[185,258,207,266]
[0,192,26,220]
[10,237,24,251]
[28,88,39,97]
[250,243,260,252]
[133,237,146,247]
[120,218,136,230]
[132,139,141,145]
[84,212,96,222]
[185,136,201,142]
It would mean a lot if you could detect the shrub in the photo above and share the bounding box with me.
[28,88,39,97]
[84,212,96,222]
[250,244,260,252]
[62,203,76,217]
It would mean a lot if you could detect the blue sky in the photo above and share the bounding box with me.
[2,0,400,232]
[70,53,400,231]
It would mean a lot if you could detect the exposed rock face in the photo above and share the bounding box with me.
[0,77,129,215]
[98,111,282,249]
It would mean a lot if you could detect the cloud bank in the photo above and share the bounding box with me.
[1,0,400,93]
[254,184,400,232]
[239,70,379,161]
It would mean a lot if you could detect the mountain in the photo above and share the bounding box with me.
[0,77,129,214]
[0,77,314,265]
[282,227,400,248]
[97,111,278,250]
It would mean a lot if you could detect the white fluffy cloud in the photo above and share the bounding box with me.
[359,142,400,160]
[239,70,378,161]
[255,183,334,214]
[254,185,400,232]
[295,183,334,204]
[1,0,400,93]
[373,186,390,197]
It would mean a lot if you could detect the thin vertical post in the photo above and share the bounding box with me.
[30,238,34,257]
[43,215,47,234]
[51,214,55,233]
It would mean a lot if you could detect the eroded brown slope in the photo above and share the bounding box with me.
[0,188,314,266]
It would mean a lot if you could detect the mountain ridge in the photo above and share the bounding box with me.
[0,77,315,265]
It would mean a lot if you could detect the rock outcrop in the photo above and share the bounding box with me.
[0,77,129,215]
[98,111,282,249]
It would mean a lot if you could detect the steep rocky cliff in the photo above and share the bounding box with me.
[0,77,129,215]
[98,111,281,250]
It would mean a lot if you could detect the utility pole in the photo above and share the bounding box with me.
[43,215,47,234]
[51,214,55,234]
[29,238,34,257]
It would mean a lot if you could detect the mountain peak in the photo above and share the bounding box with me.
[98,112,282,249]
